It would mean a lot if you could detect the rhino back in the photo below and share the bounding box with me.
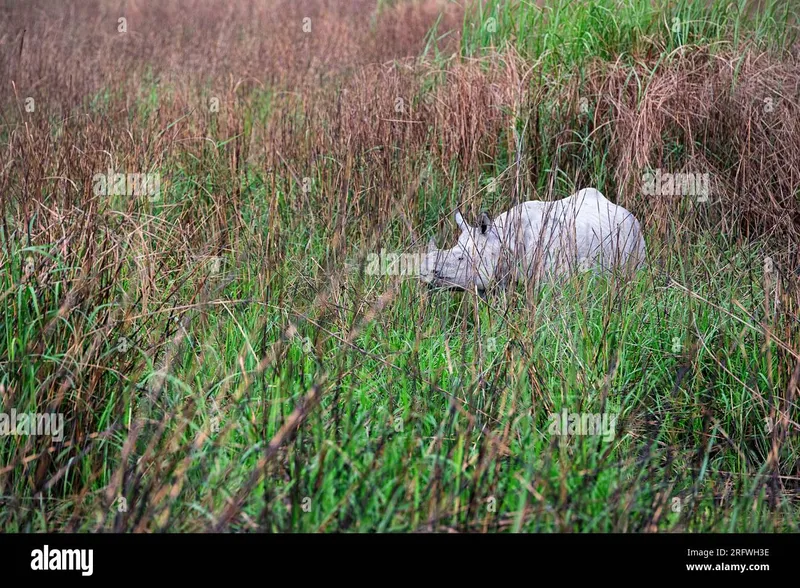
[493,190,644,278]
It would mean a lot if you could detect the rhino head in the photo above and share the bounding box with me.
[420,210,503,291]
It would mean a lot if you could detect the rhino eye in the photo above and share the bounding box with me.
[457,256,464,261]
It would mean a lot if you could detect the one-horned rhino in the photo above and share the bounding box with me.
[420,188,646,292]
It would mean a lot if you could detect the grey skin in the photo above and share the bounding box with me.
[420,188,646,292]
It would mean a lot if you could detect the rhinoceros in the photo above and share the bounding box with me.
[420,188,646,292]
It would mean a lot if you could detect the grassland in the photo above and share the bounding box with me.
[1,0,799,532]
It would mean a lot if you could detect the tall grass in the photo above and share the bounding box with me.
[1,0,798,532]
[462,0,798,63]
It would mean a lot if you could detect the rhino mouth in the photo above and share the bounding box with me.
[419,267,457,289]
[425,275,486,293]
[427,280,464,291]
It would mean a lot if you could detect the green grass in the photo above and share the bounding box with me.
[3,198,796,531]
[462,0,797,63]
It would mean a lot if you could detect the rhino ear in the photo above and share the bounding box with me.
[454,210,467,232]
[427,236,437,254]
[478,211,491,235]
